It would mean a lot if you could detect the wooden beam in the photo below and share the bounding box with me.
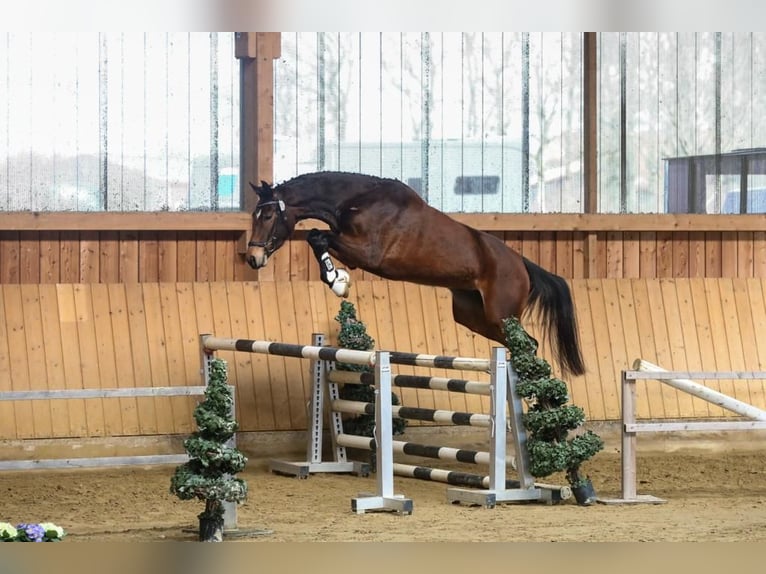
[0,212,251,231]
[238,32,279,216]
[1,211,765,233]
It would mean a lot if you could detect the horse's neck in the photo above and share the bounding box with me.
[287,189,345,232]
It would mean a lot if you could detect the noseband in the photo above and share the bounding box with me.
[248,199,287,254]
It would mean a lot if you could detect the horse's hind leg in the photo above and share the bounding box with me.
[450,289,506,345]
[307,229,351,297]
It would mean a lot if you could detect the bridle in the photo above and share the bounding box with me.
[247,199,288,255]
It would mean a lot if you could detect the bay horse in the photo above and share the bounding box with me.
[246,171,584,377]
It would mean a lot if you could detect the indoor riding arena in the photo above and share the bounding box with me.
[1,32,765,543]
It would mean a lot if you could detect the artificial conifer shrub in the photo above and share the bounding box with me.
[335,301,406,438]
[170,358,248,541]
[503,317,603,503]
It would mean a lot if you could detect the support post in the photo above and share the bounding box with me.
[351,351,413,514]
[599,369,665,505]
[268,334,368,477]
[446,347,541,506]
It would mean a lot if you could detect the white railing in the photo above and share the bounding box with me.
[611,359,766,504]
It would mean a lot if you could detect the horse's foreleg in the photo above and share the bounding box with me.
[307,229,351,298]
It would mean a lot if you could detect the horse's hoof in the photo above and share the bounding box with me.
[331,269,351,297]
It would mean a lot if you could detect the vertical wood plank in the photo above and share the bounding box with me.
[253,281,292,429]
[159,282,194,434]
[716,278,748,404]
[195,233,217,282]
[20,285,52,437]
[721,231,738,277]
[59,231,80,284]
[736,231,754,277]
[732,279,765,409]
[142,283,176,434]
[673,279,711,417]
[645,279,679,417]
[583,281,610,420]
[106,283,140,435]
[124,283,159,435]
[158,232,179,282]
[555,232,573,278]
[139,232,160,282]
[174,282,205,428]
[656,231,673,278]
[79,233,100,283]
[597,279,626,420]
[275,281,310,429]
[570,280,600,420]
[175,232,198,282]
[639,232,656,278]
[99,231,120,283]
[605,231,623,278]
[705,231,722,277]
[118,231,140,283]
[622,231,640,278]
[746,279,766,409]
[659,280,695,417]
[222,281,257,429]
[214,232,235,281]
[18,232,40,283]
[700,278,730,413]
[688,278,725,417]
[0,286,17,438]
[754,232,766,277]
[56,284,88,435]
[614,280,653,419]
[38,231,60,283]
[688,231,706,277]
[385,281,421,410]
[672,231,689,277]
[0,232,20,283]
[73,284,106,435]
[90,283,124,435]
[630,279,663,418]
[241,281,276,430]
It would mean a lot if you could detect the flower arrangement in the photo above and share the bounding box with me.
[0,521,66,542]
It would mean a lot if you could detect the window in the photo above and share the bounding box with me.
[0,32,239,212]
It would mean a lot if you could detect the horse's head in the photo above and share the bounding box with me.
[246,181,291,269]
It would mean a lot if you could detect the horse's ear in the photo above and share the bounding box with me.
[250,180,273,199]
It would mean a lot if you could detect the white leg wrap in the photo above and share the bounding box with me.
[331,269,351,297]
[319,252,351,297]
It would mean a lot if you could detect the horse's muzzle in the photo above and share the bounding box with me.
[246,246,269,269]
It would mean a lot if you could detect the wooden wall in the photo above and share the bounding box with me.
[2,278,765,443]
[1,213,765,284]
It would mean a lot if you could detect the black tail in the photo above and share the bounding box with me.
[522,257,585,377]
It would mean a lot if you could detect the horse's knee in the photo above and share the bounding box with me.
[307,228,331,257]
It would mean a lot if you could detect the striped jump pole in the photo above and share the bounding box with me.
[332,399,492,427]
[202,336,376,367]
[336,433,516,467]
[392,463,572,502]
[327,370,491,396]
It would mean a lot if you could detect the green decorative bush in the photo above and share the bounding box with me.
[335,301,406,438]
[504,317,603,495]
[170,358,248,541]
